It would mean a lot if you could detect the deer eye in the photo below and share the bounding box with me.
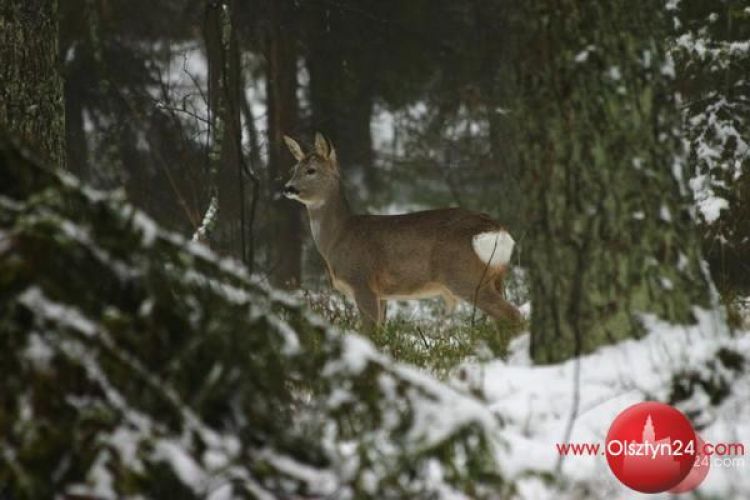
[306,168,316,175]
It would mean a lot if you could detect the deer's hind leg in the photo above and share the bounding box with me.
[447,279,521,356]
[471,284,521,324]
[448,272,521,325]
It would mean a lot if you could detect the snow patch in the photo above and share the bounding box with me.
[697,196,729,224]
[451,305,741,497]
[154,440,207,492]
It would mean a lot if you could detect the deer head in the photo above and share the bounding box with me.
[282,133,339,208]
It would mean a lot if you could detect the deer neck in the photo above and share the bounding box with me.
[306,184,351,257]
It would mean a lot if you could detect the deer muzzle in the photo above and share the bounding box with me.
[283,184,300,197]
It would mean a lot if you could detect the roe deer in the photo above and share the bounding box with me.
[283,133,521,332]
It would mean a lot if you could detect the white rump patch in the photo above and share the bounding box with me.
[472,230,515,267]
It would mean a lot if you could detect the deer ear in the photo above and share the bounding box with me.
[283,135,304,161]
[314,132,330,158]
[328,144,337,167]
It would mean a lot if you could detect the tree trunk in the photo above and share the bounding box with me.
[265,0,302,287]
[307,9,375,191]
[63,77,88,179]
[202,0,247,260]
[0,0,66,169]
[514,1,720,363]
[476,1,522,236]
[203,1,226,249]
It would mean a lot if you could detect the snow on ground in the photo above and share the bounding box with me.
[449,307,750,499]
[305,268,747,497]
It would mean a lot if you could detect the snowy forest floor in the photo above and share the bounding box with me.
[303,281,750,499]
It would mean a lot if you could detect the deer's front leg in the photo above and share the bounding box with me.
[353,287,381,333]
[378,300,388,324]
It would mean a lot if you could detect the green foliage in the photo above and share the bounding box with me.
[669,346,746,407]
[0,139,505,498]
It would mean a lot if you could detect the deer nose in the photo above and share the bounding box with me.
[283,184,299,196]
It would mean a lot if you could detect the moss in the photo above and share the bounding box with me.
[513,0,716,364]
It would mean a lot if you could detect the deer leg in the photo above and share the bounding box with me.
[442,291,458,315]
[353,287,381,333]
[454,282,522,325]
[379,300,388,324]
[467,284,522,355]
[479,285,522,324]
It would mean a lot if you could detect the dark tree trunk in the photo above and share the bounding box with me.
[202,0,247,260]
[0,0,65,168]
[64,77,88,179]
[307,9,375,190]
[515,1,720,363]
[265,0,302,287]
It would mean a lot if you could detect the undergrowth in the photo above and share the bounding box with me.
[302,269,530,378]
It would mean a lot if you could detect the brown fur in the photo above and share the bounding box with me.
[283,133,521,331]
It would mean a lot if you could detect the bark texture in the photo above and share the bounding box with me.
[0,0,65,168]
[203,0,245,257]
[515,1,717,363]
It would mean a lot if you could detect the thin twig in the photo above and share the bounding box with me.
[415,325,430,350]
